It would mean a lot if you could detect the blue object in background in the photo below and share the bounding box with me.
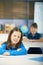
[29,56,43,62]
[20,25,28,35]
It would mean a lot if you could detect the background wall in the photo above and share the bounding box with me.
[0,2,43,36]
[34,2,43,34]
[0,19,28,27]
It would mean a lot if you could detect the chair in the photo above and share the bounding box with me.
[28,47,42,54]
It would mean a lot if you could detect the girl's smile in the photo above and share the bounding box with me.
[11,31,21,45]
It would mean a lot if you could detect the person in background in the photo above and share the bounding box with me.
[0,27,27,56]
[23,23,43,54]
[23,23,43,42]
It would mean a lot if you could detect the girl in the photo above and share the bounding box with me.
[0,27,27,56]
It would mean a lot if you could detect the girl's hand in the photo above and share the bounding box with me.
[3,52,10,56]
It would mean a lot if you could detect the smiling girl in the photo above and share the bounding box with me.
[0,27,27,56]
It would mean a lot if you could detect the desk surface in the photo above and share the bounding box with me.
[0,54,43,65]
[23,42,43,50]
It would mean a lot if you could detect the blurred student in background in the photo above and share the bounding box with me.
[23,23,43,42]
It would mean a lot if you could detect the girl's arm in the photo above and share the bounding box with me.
[0,43,10,55]
[28,38,43,42]
[0,42,27,56]
[10,43,27,56]
[23,36,43,42]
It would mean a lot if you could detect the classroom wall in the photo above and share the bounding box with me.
[28,19,34,32]
[34,2,43,34]
[0,19,28,27]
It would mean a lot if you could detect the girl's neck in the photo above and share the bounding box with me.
[12,44,15,48]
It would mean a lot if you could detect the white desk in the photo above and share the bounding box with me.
[23,42,43,50]
[0,54,43,65]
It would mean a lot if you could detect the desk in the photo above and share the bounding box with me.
[0,54,43,65]
[23,42,43,50]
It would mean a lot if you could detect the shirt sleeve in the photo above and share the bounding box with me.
[0,42,10,55]
[0,43,27,56]
[37,34,41,39]
[27,33,31,39]
[10,43,27,56]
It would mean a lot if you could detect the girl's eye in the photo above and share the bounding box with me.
[14,35,16,37]
[18,36,20,38]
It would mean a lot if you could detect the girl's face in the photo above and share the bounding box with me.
[11,31,21,45]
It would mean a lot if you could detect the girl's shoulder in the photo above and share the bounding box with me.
[1,41,8,45]
[19,42,24,48]
[0,41,8,49]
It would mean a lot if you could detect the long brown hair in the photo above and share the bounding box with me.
[6,27,23,50]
